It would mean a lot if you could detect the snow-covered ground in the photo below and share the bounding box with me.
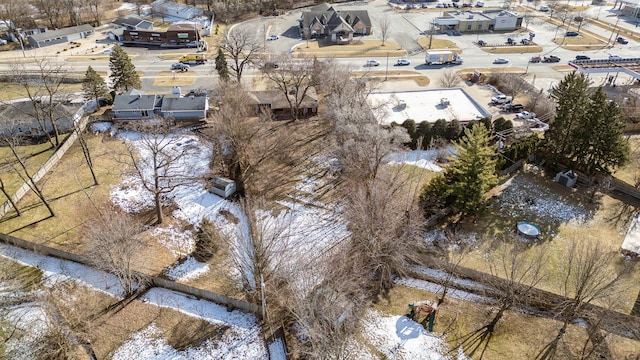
[386,148,455,172]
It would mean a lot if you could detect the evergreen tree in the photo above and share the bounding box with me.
[420,124,500,216]
[416,121,433,149]
[215,48,229,81]
[432,119,447,139]
[82,66,111,107]
[446,119,462,140]
[448,124,500,215]
[545,71,590,162]
[574,87,629,175]
[493,117,513,133]
[109,45,141,93]
[401,119,417,149]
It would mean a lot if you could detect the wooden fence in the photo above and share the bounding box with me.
[0,232,261,316]
[0,103,92,218]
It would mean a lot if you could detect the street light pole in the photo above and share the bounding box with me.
[385,52,389,81]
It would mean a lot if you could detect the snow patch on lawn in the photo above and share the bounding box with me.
[362,311,451,360]
[493,176,591,224]
[164,256,210,282]
[152,225,196,257]
[385,149,453,172]
[110,288,267,359]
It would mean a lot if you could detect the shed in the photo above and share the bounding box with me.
[210,177,236,198]
[554,170,578,188]
[27,24,94,48]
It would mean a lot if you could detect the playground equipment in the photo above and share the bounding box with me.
[407,301,438,331]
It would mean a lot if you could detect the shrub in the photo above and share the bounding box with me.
[193,218,222,262]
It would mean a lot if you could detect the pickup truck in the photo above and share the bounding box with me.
[516,111,537,119]
[503,103,524,113]
[490,94,513,105]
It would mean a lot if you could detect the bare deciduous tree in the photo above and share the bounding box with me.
[380,17,390,46]
[84,208,147,295]
[33,0,65,29]
[536,240,632,360]
[209,83,329,198]
[219,28,263,82]
[261,55,318,120]
[439,69,462,88]
[11,57,71,148]
[121,124,201,224]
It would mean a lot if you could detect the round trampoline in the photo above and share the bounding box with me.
[517,221,541,238]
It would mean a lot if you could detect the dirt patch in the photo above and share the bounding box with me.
[481,45,543,54]
[416,39,461,53]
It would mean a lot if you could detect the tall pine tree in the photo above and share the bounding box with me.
[215,48,229,81]
[545,71,591,162]
[420,124,500,216]
[545,72,629,176]
[574,87,629,175]
[82,66,111,107]
[109,45,141,93]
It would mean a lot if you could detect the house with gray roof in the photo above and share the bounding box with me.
[112,16,154,31]
[247,88,318,119]
[298,3,371,44]
[26,24,94,48]
[112,89,209,124]
[0,101,79,138]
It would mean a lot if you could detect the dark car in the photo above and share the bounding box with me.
[506,37,516,44]
[565,31,579,37]
[543,55,561,63]
[575,55,591,60]
[477,39,487,46]
[617,36,629,44]
[503,103,524,113]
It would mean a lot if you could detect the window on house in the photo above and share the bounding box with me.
[478,24,482,30]
[142,110,148,117]
[467,24,472,30]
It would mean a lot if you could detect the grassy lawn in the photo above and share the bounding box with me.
[480,45,543,54]
[452,172,640,314]
[153,72,197,87]
[0,140,66,196]
[352,70,431,87]
[374,284,640,359]
[457,67,526,74]
[416,39,461,53]
[0,83,84,102]
[612,134,640,185]
[293,39,407,58]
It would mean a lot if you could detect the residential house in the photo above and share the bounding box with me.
[298,3,372,44]
[113,16,154,31]
[247,88,318,119]
[0,101,78,138]
[26,24,94,48]
[111,89,209,124]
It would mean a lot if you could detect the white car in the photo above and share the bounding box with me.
[267,35,279,41]
[366,59,381,67]
[516,111,537,119]
[493,58,509,64]
[396,59,411,66]
[539,5,550,11]
[609,54,622,60]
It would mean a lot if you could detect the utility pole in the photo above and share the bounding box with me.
[385,52,389,81]
[428,21,435,49]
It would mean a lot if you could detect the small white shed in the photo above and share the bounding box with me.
[554,170,578,188]
[210,176,236,198]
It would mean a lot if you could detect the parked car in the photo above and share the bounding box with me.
[462,2,472,7]
[617,36,629,44]
[565,31,579,37]
[477,39,487,46]
[521,38,531,45]
[575,55,591,60]
[491,94,513,104]
[366,59,381,67]
[436,3,444,7]
[530,55,541,63]
[476,1,484,7]
[267,35,279,41]
[506,37,516,45]
[493,58,509,64]
[396,58,411,66]
[503,103,525,112]
[609,54,623,60]
[171,63,190,72]
[516,111,537,119]
[539,5,550,11]
[542,55,561,63]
